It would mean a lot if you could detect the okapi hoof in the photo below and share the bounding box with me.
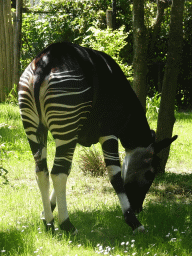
[124,208,142,231]
[42,218,55,233]
[133,225,145,235]
[60,218,78,235]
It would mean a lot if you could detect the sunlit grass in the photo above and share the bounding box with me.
[0,103,192,255]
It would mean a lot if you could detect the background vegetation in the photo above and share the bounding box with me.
[0,1,192,254]
[20,0,192,109]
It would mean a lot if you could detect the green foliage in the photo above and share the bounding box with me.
[82,25,133,80]
[78,146,107,177]
[146,93,161,120]
[5,84,18,105]
[21,0,111,69]
[20,0,192,108]
[0,141,9,186]
[0,167,9,186]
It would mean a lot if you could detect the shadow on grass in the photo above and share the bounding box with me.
[42,199,191,255]
[1,172,192,255]
[62,172,192,254]
[151,172,192,199]
[0,228,33,255]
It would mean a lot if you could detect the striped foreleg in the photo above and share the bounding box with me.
[99,136,144,232]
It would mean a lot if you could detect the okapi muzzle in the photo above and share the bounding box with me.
[122,135,178,214]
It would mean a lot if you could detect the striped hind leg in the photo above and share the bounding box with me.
[27,129,55,231]
[50,139,77,233]
[21,125,54,231]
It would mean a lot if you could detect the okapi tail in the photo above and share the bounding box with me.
[36,122,47,149]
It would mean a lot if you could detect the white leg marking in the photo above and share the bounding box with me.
[107,166,131,213]
[133,225,145,234]
[122,151,132,182]
[50,188,56,206]
[118,193,131,213]
[51,173,69,225]
[107,165,121,179]
[36,171,53,223]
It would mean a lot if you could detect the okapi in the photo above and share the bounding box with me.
[18,42,177,234]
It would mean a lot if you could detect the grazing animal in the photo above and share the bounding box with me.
[18,42,177,234]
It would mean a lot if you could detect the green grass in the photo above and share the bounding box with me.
[0,103,192,255]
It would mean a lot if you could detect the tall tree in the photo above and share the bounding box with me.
[13,0,23,86]
[148,0,172,64]
[0,0,13,102]
[132,0,147,111]
[156,0,185,172]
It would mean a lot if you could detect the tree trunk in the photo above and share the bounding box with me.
[156,0,185,173]
[148,0,172,63]
[0,0,13,102]
[112,0,116,30]
[106,9,113,29]
[13,0,23,87]
[132,0,147,111]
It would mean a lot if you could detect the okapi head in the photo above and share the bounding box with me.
[122,135,178,214]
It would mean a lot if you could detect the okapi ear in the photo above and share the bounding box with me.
[153,135,178,154]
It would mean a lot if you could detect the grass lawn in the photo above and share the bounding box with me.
[0,103,192,255]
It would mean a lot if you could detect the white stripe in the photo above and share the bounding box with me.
[47,111,90,127]
[50,73,83,79]
[55,137,77,147]
[44,87,91,100]
[45,102,91,113]
[50,69,77,76]
[99,135,118,145]
[48,76,85,87]
[49,116,86,131]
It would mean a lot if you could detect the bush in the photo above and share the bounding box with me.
[21,0,111,70]
[146,92,161,120]
[78,146,107,177]
[0,143,9,186]
[0,167,9,186]
[81,25,133,81]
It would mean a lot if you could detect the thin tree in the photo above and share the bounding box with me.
[132,0,172,111]
[156,0,185,172]
[0,0,14,102]
[132,0,147,111]
[13,0,23,86]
